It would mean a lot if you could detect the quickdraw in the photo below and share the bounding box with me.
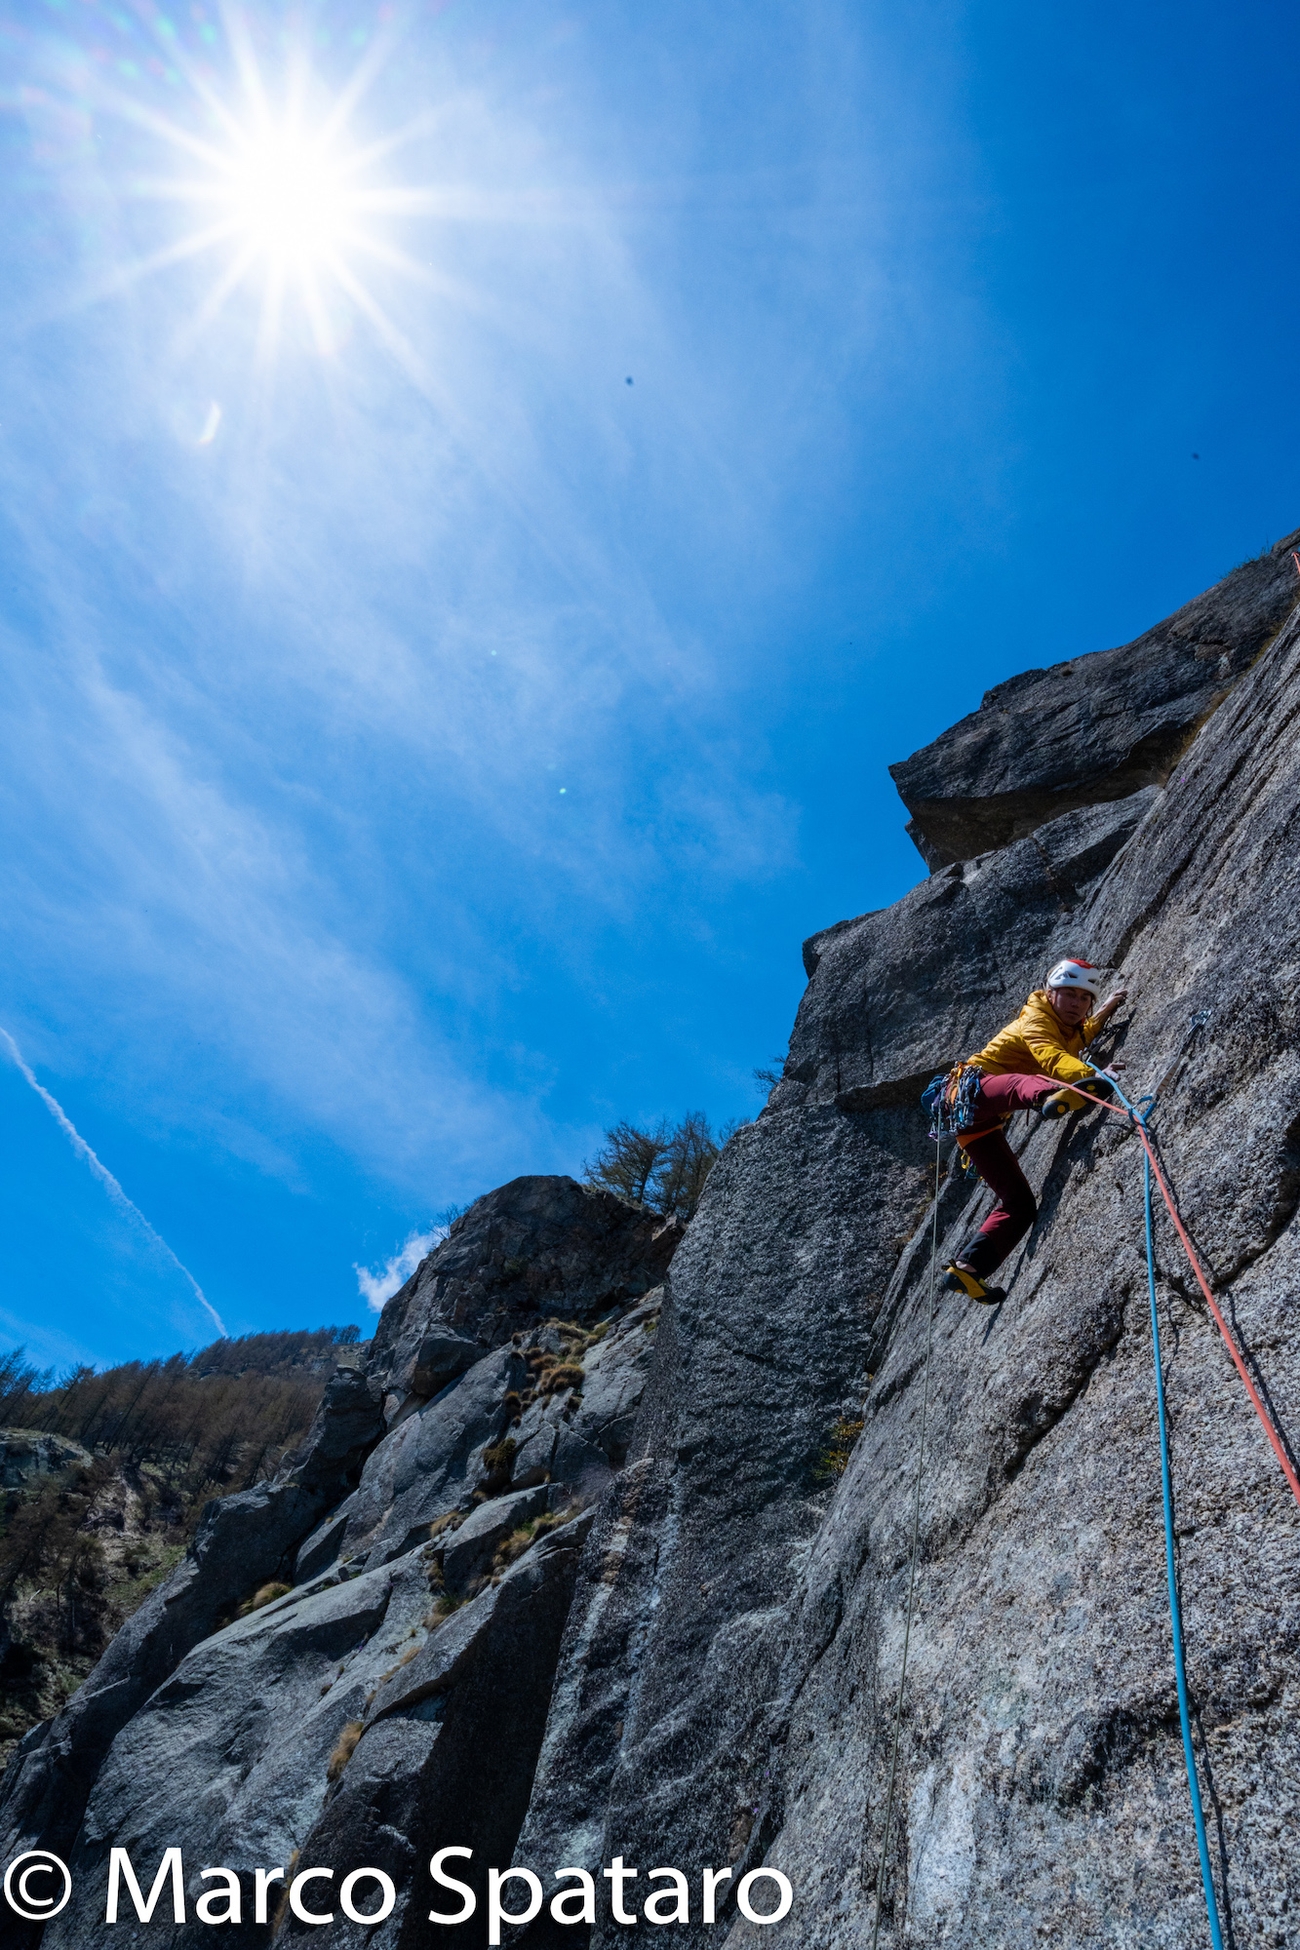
[920,1061,982,1141]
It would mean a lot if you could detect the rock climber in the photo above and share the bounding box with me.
[938,959,1128,1304]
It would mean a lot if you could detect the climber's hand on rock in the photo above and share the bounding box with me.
[1102,988,1128,1011]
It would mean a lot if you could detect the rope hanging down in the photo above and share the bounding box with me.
[867,1142,941,1950]
[1075,1063,1300,1945]
[1105,1075,1226,1950]
[1074,1071,1300,1509]
[864,1066,1290,1946]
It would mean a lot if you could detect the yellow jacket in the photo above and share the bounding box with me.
[967,990,1102,1089]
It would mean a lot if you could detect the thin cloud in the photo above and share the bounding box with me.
[0,0,959,1354]
[355,1226,445,1312]
[0,1028,226,1338]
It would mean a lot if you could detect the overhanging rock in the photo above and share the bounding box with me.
[890,531,1300,867]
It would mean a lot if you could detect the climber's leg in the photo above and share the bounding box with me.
[941,1073,1054,1300]
[954,1125,1038,1278]
[968,1071,1060,1118]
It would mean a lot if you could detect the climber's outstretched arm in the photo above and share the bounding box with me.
[1088,985,1128,1033]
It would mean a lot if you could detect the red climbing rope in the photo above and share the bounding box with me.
[1073,1085,1300,1510]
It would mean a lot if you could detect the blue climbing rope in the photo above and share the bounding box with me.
[1087,1066,1225,1950]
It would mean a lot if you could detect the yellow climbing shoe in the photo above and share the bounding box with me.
[1038,1085,1087,1119]
[943,1264,1006,1305]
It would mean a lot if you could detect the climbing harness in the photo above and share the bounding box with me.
[867,1140,940,1950]
[921,1061,982,1142]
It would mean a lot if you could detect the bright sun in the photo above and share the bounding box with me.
[102,13,437,375]
[220,129,352,269]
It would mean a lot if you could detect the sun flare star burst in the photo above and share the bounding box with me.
[99,11,438,375]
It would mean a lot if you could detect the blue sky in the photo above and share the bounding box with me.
[2,0,1297,1369]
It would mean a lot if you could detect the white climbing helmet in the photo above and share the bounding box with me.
[1046,958,1101,999]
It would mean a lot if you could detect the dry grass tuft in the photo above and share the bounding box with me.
[539,1363,584,1396]
[493,1524,539,1571]
[490,1503,581,1575]
[269,1850,300,1933]
[427,1593,467,1625]
[236,1580,292,1618]
[326,1721,364,1781]
[481,1438,516,1489]
[813,1417,864,1483]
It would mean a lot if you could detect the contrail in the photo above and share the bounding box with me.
[0,1027,227,1338]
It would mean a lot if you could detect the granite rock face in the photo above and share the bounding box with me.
[792,788,1159,1113]
[0,1364,385,1939]
[890,530,1300,866]
[369,1177,680,1411]
[43,1553,427,1950]
[508,568,1300,1948]
[6,553,1300,1950]
[0,1184,670,1949]
[279,1514,594,1950]
[726,582,1300,1950]
[0,1431,92,1488]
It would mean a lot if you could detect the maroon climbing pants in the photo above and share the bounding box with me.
[957,1072,1060,1277]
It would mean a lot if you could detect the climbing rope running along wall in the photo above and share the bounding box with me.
[1076,1071,1300,1509]
[1122,1079,1226,1950]
[1077,1063,1300,1946]
[866,1062,1295,1946]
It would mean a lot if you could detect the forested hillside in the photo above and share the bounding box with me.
[0,1327,361,1770]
